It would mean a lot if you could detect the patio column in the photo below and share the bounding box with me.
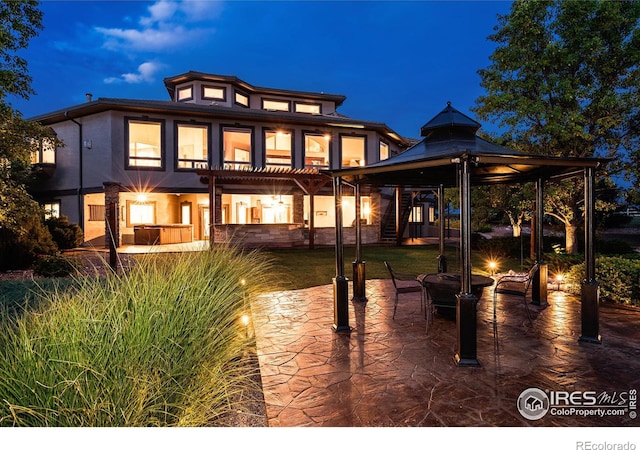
[395,187,402,246]
[352,182,367,301]
[333,176,351,332]
[580,166,601,344]
[455,156,479,367]
[438,184,447,273]
[208,175,215,248]
[533,177,548,306]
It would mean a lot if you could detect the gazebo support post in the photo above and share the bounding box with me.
[455,156,479,367]
[208,175,215,248]
[580,167,601,344]
[437,184,447,273]
[532,177,548,306]
[352,182,367,302]
[333,176,351,332]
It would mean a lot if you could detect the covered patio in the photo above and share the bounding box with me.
[325,103,608,366]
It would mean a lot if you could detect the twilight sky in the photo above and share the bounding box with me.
[10,0,514,139]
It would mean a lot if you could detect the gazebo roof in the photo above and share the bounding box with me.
[327,103,607,186]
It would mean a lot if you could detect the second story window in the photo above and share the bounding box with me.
[43,201,60,219]
[304,133,330,168]
[379,141,390,161]
[223,127,252,169]
[262,99,290,112]
[341,135,366,168]
[202,85,226,101]
[176,123,209,170]
[31,137,56,165]
[126,118,164,169]
[265,130,292,168]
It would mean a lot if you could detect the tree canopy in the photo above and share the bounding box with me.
[473,0,640,252]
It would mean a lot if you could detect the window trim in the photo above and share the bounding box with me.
[177,85,194,102]
[303,131,331,169]
[234,90,250,108]
[261,98,290,112]
[220,125,255,169]
[379,140,390,162]
[174,120,211,171]
[201,85,227,102]
[125,117,166,171]
[339,133,367,169]
[263,128,294,169]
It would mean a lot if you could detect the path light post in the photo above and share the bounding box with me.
[352,182,367,302]
[333,176,351,332]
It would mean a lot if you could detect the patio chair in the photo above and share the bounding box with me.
[384,261,425,319]
[493,263,539,325]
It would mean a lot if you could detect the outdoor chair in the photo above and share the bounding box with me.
[384,261,425,319]
[493,263,539,325]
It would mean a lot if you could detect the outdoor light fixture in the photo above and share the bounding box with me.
[555,273,565,291]
[488,260,497,276]
[136,193,148,203]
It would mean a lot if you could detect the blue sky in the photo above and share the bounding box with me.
[11,0,513,139]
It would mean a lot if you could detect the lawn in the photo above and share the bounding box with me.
[263,244,523,290]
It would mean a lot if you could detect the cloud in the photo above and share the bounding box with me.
[96,0,221,53]
[104,62,164,84]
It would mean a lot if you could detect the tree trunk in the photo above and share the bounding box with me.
[565,223,578,254]
[512,223,521,237]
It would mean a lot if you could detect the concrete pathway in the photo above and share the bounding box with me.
[252,279,640,427]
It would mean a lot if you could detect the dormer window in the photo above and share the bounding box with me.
[295,102,321,114]
[202,85,226,101]
[235,91,249,107]
[262,99,290,112]
[177,86,193,101]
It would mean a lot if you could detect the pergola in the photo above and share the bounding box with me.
[325,103,608,366]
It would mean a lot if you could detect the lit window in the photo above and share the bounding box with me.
[223,127,252,169]
[295,103,321,114]
[177,86,193,101]
[127,119,163,169]
[129,202,155,225]
[221,194,292,224]
[177,123,208,169]
[31,137,56,165]
[88,204,105,221]
[265,130,292,168]
[202,86,226,101]
[341,135,366,168]
[304,133,330,168]
[379,141,389,161]
[410,205,423,224]
[43,202,60,219]
[235,91,249,107]
[262,99,290,112]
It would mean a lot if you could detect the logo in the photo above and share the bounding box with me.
[517,387,550,420]
[517,387,637,421]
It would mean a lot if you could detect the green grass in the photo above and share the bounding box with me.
[263,244,523,290]
[0,246,274,426]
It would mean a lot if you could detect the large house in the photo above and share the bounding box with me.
[28,71,415,248]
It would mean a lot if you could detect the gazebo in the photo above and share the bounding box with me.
[325,102,608,366]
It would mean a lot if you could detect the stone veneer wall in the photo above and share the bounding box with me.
[213,224,379,248]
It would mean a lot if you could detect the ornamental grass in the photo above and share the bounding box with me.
[0,245,274,426]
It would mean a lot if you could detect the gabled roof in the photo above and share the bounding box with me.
[326,103,608,186]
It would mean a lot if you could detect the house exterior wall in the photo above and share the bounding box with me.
[29,72,409,248]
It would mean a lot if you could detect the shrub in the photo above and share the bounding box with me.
[45,216,83,250]
[566,256,640,307]
[32,254,81,277]
[0,215,57,271]
[0,245,274,426]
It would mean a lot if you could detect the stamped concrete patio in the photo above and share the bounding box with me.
[251,278,640,427]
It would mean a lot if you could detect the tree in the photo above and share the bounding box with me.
[0,1,60,270]
[473,0,640,253]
